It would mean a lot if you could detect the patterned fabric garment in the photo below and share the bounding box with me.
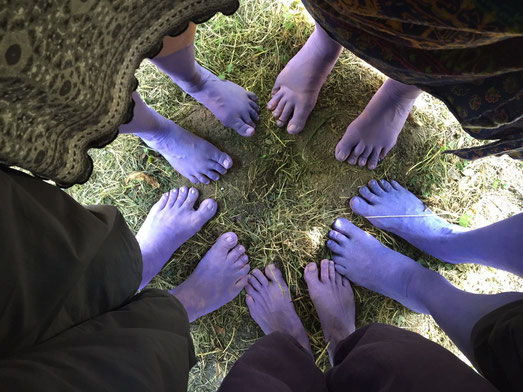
[302,0,523,160]
[0,0,239,187]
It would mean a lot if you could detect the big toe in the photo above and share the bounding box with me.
[212,232,238,254]
[286,105,310,134]
[332,217,359,237]
[265,264,284,284]
[304,262,320,286]
[213,152,233,170]
[195,198,218,223]
[350,196,372,217]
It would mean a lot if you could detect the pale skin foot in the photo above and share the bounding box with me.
[120,92,233,185]
[136,187,217,290]
[245,264,313,357]
[153,45,259,137]
[335,79,421,169]
[267,23,342,134]
[304,260,355,365]
[350,179,464,262]
[170,232,250,322]
[327,217,430,313]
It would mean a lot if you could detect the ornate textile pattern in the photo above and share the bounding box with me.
[0,0,239,186]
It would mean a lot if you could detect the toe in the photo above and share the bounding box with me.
[328,260,335,281]
[367,149,380,170]
[277,102,294,126]
[249,109,259,123]
[195,198,217,222]
[350,196,372,217]
[174,187,188,206]
[327,239,343,255]
[248,271,264,289]
[233,119,255,137]
[245,282,258,296]
[347,142,365,165]
[248,91,258,102]
[379,179,393,192]
[357,147,372,167]
[304,262,319,285]
[189,175,199,184]
[320,259,330,282]
[267,90,283,111]
[333,263,348,277]
[166,189,179,207]
[196,173,211,185]
[155,191,170,210]
[335,268,342,285]
[183,187,199,208]
[286,106,309,134]
[245,293,255,308]
[265,264,284,284]
[205,170,221,182]
[235,274,249,289]
[213,232,238,254]
[328,230,348,246]
[238,264,250,276]
[212,152,233,170]
[368,179,384,196]
[359,186,378,204]
[234,254,249,267]
[335,139,354,162]
[228,244,246,263]
[209,161,227,175]
[272,98,287,121]
[249,100,259,112]
[252,268,269,287]
[379,145,393,160]
[333,217,358,238]
[391,180,402,190]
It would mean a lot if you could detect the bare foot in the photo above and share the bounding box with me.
[327,217,429,313]
[121,92,233,185]
[304,260,355,365]
[335,79,421,170]
[267,24,342,134]
[170,232,250,322]
[136,187,217,290]
[153,45,259,137]
[245,264,313,356]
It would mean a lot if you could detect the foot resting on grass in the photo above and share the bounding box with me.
[304,260,355,365]
[170,232,250,322]
[245,264,313,357]
[327,217,430,313]
[335,79,421,170]
[267,24,342,134]
[350,179,465,263]
[136,187,217,290]
[153,45,259,137]
[121,92,233,185]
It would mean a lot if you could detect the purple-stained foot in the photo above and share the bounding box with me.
[304,260,355,365]
[170,232,250,322]
[136,187,217,290]
[245,264,313,356]
[327,217,430,313]
[153,45,259,137]
[121,92,233,185]
[335,79,421,170]
[267,24,342,134]
[350,179,465,263]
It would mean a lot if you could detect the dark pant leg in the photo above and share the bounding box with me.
[326,324,497,392]
[0,166,142,357]
[218,332,328,392]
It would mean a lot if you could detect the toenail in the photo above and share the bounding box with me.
[330,230,337,237]
[329,260,334,266]
[181,187,187,193]
[287,124,296,133]
[308,263,317,271]
[190,188,196,194]
[207,201,215,209]
[334,219,342,228]
[223,157,232,168]
[226,235,235,243]
[348,159,356,164]
[269,264,275,269]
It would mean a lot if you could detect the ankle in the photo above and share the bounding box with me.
[309,27,343,62]
[383,79,422,102]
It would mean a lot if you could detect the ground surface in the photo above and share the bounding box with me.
[67,1,523,390]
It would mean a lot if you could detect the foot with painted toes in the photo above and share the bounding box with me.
[335,79,421,170]
[170,232,250,322]
[120,92,233,185]
[327,217,430,313]
[304,260,355,365]
[245,264,313,356]
[267,24,342,134]
[350,179,465,263]
[153,45,260,137]
[136,187,218,290]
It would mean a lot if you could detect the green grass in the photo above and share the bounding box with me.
[67,0,523,390]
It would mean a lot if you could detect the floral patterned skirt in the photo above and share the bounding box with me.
[302,0,523,160]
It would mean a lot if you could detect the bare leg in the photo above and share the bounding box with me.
[327,217,523,361]
[151,25,259,137]
[351,179,523,276]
